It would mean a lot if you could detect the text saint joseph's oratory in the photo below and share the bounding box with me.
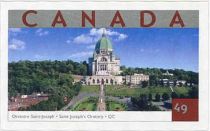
[85,30,149,85]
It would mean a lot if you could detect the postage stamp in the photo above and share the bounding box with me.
[0,1,209,131]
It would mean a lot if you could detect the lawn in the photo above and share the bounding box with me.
[73,102,96,111]
[105,86,190,97]
[80,85,100,93]
[72,97,98,111]
[173,87,189,95]
[106,100,127,111]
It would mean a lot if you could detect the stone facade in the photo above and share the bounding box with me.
[85,75,123,85]
[88,52,121,76]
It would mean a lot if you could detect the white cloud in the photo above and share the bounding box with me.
[116,34,128,41]
[9,29,25,50]
[73,34,94,44]
[90,28,120,37]
[9,28,22,33]
[89,28,127,41]
[9,39,25,50]
[35,29,49,36]
[87,45,95,49]
[69,51,92,58]
[66,28,128,45]
[9,28,22,37]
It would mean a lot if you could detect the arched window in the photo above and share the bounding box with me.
[101,57,107,62]
[102,79,104,84]
[110,79,113,85]
[106,79,109,83]
[97,79,100,84]
[93,79,95,84]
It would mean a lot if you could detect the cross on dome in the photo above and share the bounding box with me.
[102,28,106,37]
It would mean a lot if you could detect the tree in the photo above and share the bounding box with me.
[179,94,186,98]
[149,75,157,86]
[9,60,86,96]
[155,93,161,102]
[142,81,148,88]
[171,92,178,98]
[148,93,153,101]
[131,94,160,111]
[188,86,198,98]
[162,93,170,101]
[8,60,84,111]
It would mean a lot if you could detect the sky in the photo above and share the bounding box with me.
[8,28,198,72]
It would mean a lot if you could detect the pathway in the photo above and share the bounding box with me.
[61,92,98,111]
[97,84,106,111]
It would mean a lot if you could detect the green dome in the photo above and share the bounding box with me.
[95,36,113,52]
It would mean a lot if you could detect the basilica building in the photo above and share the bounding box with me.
[85,31,149,85]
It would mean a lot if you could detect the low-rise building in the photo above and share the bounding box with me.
[125,73,149,85]
[159,79,174,86]
[176,80,186,86]
[8,93,49,111]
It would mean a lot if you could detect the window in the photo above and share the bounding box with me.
[101,57,107,62]
[110,79,113,84]
[100,65,107,71]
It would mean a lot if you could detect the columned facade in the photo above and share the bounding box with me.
[85,75,123,85]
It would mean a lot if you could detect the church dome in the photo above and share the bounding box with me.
[95,35,113,52]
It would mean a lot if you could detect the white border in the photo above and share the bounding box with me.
[0,0,209,2]
[0,2,209,131]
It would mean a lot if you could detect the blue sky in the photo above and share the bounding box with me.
[8,28,198,72]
